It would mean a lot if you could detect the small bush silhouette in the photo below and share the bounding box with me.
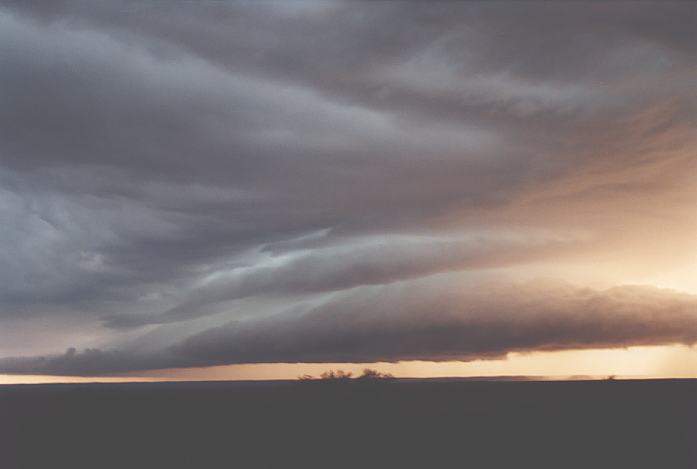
[319,369,353,380]
[298,368,394,381]
[297,368,394,381]
[358,368,394,379]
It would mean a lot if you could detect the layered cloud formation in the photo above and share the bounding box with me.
[0,1,695,375]
[3,281,697,375]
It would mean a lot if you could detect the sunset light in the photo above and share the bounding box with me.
[1,2,695,467]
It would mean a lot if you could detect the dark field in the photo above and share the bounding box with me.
[1,379,695,468]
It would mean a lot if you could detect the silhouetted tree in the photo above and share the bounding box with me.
[319,369,353,380]
[299,368,394,381]
[358,368,394,379]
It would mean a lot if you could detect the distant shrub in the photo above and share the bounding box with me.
[319,369,353,380]
[297,368,394,381]
[357,368,394,380]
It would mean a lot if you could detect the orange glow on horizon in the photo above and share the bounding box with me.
[1,345,695,385]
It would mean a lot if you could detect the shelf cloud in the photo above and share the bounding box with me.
[0,1,695,375]
[1,281,696,375]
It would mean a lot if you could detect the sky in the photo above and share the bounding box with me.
[0,1,695,382]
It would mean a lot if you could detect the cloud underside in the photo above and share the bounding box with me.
[2,282,695,375]
[0,2,695,374]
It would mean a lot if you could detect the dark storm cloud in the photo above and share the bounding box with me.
[0,1,695,372]
[175,282,697,365]
[1,282,695,375]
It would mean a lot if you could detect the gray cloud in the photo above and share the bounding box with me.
[177,281,697,365]
[0,1,695,372]
[108,234,588,327]
[1,282,695,375]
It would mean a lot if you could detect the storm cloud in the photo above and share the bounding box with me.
[0,1,695,374]
[2,281,696,375]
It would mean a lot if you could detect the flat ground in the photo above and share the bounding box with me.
[1,379,695,468]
